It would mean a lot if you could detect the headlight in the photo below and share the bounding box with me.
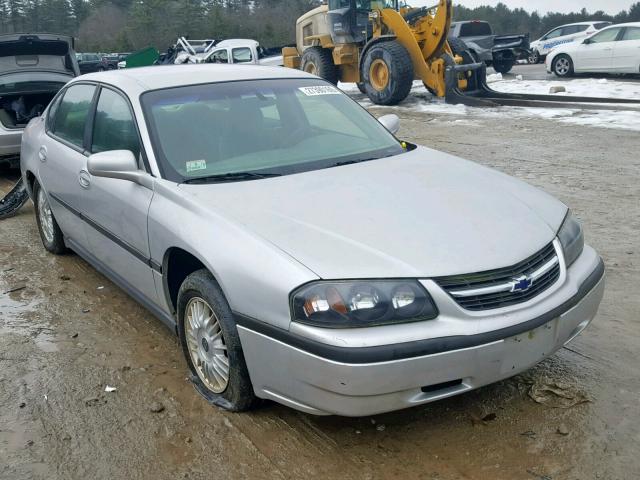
[291,280,438,328]
[558,210,584,267]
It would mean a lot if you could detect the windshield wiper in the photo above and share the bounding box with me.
[183,171,282,184]
[330,153,396,168]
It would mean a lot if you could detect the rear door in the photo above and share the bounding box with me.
[576,27,622,71]
[39,82,97,248]
[612,27,640,72]
[82,85,157,303]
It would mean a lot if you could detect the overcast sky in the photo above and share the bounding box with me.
[411,0,632,14]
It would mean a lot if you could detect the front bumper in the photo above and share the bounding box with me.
[237,248,605,416]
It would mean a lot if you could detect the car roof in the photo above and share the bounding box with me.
[75,64,315,95]
[216,39,259,48]
[602,21,640,28]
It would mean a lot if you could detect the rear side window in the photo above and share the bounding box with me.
[208,49,228,64]
[232,47,253,63]
[575,25,589,32]
[91,88,140,159]
[52,84,95,148]
[459,22,492,37]
[594,22,611,30]
[622,27,640,41]
[561,25,580,35]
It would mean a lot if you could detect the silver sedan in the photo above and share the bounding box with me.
[20,65,605,416]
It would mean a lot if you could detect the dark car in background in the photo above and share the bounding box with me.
[449,20,530,74]
[76,52,103,73]
[101,53,130,70]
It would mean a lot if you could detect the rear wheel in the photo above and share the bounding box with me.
[178,269,258,412]
[552,54,574,77]
[33,181,66,254]
[361,41,413,106]
[528,50,540,64]
[493,60,514,74]
[300,47,339,85]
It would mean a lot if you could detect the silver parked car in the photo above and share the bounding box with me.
[21,65,605,416]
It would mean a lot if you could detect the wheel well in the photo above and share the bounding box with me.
[25,171,36,197]
[163,247,207,314]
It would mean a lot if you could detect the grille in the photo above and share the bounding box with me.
[435,242,561,311]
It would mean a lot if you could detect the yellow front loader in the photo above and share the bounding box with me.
[282,0,483,105]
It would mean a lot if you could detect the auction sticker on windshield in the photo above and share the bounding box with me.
[298,85,341,96]
[186,159,207,173]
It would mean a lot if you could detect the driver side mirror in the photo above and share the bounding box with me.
[87,150,153,189]
[583,38,592,45]
[378,114,400,135]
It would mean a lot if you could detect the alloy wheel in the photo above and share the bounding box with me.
[184,297,229,393]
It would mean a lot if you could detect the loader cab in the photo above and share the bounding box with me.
[327,0,399,45]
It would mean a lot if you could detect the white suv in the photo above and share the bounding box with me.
[529,21,611,63]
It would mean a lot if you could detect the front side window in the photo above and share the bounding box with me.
[589,27,622,43]
[141,79,404,182]
[621,27,640,41]
[91,88,140,159]
[52,84,95,148]
[544,28,563,40]
[232,47,252,63]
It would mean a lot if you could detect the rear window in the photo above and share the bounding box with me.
[459,22,492,37]
[594,22,611,30]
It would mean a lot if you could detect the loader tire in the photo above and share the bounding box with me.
[301,47,339,85]
[362,41,413,106]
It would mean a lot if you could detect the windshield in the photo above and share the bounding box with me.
[141,78,404,182]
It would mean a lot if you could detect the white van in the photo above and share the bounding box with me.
[529,21,611,63]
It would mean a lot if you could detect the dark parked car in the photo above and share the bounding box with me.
[76,52,104,73]
[101,53,130,70]
[449,20,530,74]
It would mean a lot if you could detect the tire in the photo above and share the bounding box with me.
[493,60,514,74]
[528,50,540,64]
[0,177,29,220]
[177,269,259,412]
[33,181,66,254]
[552,54,574,77]
[361,40,413,106]
[300,47,339,85]
[356,82,367,94]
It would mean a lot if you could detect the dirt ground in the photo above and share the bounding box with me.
[1,104,639,480]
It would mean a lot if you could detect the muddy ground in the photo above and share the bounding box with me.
[1,105,639,480]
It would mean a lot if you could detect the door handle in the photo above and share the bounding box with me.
[603,47,612,51]
[38,146,47,162]
[78,170,91,189]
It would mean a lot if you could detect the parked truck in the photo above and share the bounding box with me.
[449,20,529,74]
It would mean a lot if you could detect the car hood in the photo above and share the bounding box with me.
[180,146,567,279]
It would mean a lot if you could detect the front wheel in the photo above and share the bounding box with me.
[361,41,413,106]
[552,54,574,77]
[178,269,258,411]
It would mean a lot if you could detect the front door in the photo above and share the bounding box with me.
[82,86,158,303]
[576,27,622,71]
[39,83,97,249]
